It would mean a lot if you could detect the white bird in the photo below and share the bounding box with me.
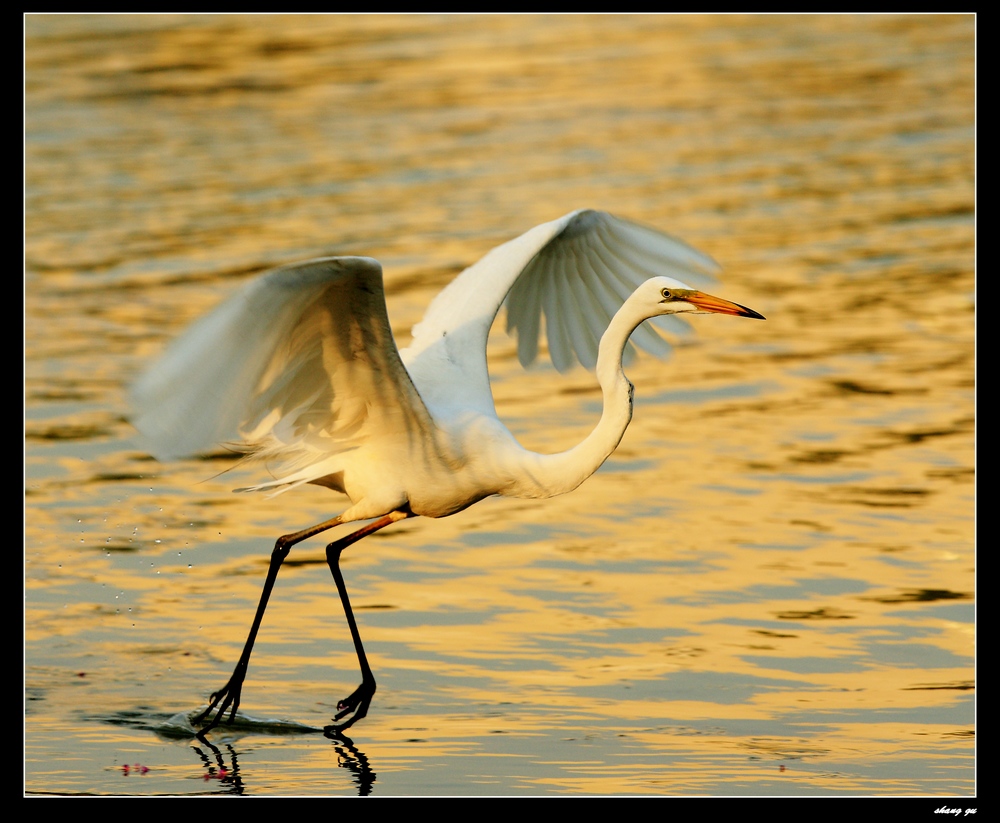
[131,209,764,734]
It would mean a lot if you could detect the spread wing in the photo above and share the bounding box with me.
[131,256,435,488]
[401,209,720,418]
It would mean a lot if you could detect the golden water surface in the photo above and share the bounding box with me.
[25,14,974,796]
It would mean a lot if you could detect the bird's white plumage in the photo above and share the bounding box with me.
[131,210,735,509]
[402,209,718,416]
[131,257,436,494]
[504,210,719,371]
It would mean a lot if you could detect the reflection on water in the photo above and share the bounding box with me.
[25,14,974,796]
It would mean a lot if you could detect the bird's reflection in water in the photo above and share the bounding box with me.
[193,733,245,795]
[325,730,376,796]
[190,729,375,796]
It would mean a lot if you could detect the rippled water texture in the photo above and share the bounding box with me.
[25,14,974,796]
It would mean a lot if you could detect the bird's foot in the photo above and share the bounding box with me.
[193,664,246,733]
[324,678,376,733]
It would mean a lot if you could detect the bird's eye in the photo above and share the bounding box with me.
[660,288,672,299]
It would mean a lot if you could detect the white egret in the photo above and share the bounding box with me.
[131,209,764,733]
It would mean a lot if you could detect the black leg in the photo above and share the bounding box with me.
[194,514,347,732]
[323,513,408,733]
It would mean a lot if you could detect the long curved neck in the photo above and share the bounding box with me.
[508,298,649,499]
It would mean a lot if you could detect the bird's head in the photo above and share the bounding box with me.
[638,276,765,320]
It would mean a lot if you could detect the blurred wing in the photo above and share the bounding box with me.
[402,209,720,417]
[131,256,434,486]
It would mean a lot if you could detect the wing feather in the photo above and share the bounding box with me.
[131,257,434,487]
[589,219,696,354]
[511,256,543,368]
[402,209,722,415]
[575,227,643,364]
[564,242,606,370]
[544,248,577,373]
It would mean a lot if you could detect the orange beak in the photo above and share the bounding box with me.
[681,290,765,320]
